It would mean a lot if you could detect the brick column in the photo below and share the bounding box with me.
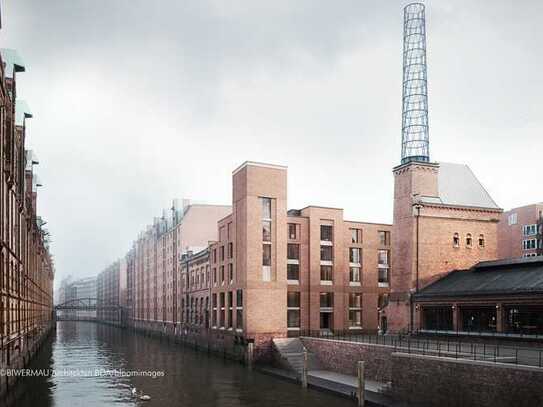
[496,303,504,333]
[414,304,422,331]
[452,304,459,332]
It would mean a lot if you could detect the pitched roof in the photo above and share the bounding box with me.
[1,48,25,78]
[419,162,500,210]
[413,257,543,299]
[15,100,32,126]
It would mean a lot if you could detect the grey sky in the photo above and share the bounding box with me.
[2,0,542,286]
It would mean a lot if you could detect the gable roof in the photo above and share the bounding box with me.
[419,162,500,210]
[1,48,25,78]
[15,100,32,126]
[414,257,543,299]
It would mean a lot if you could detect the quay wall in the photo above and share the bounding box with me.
[0,322,55,400]
[391,352,543,407]
[301,337,543,407]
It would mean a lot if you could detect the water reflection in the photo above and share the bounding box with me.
[14,322,354,407]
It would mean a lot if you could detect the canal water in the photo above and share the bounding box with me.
[13,321,354,407]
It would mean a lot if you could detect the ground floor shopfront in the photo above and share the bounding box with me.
[415,298,543,336]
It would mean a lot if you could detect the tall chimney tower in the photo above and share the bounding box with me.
[401,3,429,164]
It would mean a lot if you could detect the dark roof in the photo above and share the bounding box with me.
[414,257,543,299]
[287,209,302,216]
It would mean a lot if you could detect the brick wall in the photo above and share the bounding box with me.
[391,353,543,407]
[301,337,394,382]
[301,337,543,407]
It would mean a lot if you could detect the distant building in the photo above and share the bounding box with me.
[96,199,230,327]
[59,277,97,319]
[97,262,120,323]
[498,203,543,259]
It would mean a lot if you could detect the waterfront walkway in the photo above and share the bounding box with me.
[308,370,394,406]
[258,365,396,406]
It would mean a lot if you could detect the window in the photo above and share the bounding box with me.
[287,292,301,329]
[213,249,217,263]
[220,246,225,261]
[466,234,473,247]
[320,292,333,308]
[236,289,243,330]
[523,224,537,236]
[522,239,537,250]
[287,243,300,260]
[287,291,300,307]
[263,244,272,281]
[227,222,232,240]
[349,267,361,284]
[351,229,361,244]
[320,245,333,262]
[508,213,518,225]
[261,197,273,282]
[262,244,272,266]
[287,264,299,281]
[228,263,233,282]
[320,225,333,242]
[349,248,361,264]
[378,250,390,285]
[228,291,233,329]
[378,231,390,246]
[220,265,225,283]
[378,293,389,311]
[261,197,272,219]
[219,293,225,328]
[478,234,485,248]
[288,223,297,240]
[212,293,217,327]
[228,242,233,258]
[262,221,272,242]
[213,268,217,284]
[320,265,333,282]
[348,293,362,328]
[453,233,460,247]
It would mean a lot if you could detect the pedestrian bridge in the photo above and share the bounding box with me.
[54,298,121,322]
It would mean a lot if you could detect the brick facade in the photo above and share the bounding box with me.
[178,162,392,360]
[0,46,55,396]
[387,161,502,333]
[498,204,543,259]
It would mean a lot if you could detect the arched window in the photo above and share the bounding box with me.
[479,234,485,248]
[466,233,473,247]
[453,233,460,247]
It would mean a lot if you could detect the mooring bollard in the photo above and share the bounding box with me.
[247,342,254,370]
[301,350,308,389]
[357,361,365,407]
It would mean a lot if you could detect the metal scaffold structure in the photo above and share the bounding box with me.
[401,2,430,164]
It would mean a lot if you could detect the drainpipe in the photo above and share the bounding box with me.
[411,200,423,333]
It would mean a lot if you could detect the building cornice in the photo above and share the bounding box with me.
[232,161,287,176]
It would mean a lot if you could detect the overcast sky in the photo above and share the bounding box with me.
[2,0,542,287]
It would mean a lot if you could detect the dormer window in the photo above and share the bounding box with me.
[466,233,473,248]
[453,233,460,247]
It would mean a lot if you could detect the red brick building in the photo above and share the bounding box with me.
[498,203,543,259]
[385,161,502,333]
[127,200,230,331]
[177,161,392,359]
[0,44,55,396]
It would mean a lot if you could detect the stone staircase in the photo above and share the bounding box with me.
[273,338,320,376]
